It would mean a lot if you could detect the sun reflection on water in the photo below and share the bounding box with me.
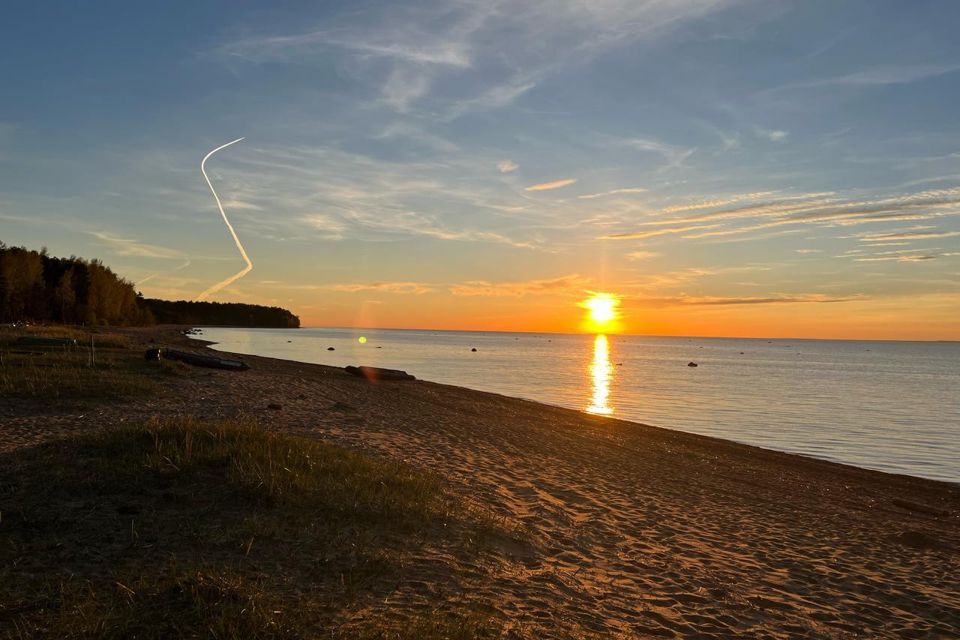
[586,334,613,415]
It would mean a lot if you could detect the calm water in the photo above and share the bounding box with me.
[194,327,960,484]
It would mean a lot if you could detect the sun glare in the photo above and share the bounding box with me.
[582,293,619,329]
[586,334,613,415]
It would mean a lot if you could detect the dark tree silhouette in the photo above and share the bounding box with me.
[0,244,299,328]
[144,299,299,328]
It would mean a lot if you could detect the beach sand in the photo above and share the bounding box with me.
[2,326,958,637]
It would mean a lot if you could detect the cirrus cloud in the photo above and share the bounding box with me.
[524,178,577,192]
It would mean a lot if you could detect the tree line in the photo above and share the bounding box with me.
[0,244,300,328]
[144,299,299,328]
[0,243,151,325]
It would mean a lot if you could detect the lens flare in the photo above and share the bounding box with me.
[195,137,252,301]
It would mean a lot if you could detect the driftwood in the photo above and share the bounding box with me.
[144,348,249,371]
[345,365,415,382]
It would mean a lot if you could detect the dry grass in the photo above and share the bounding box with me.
[0,327,156,399]
[0,346,158,399]
[0,419,511,639]
[0,325,131,349]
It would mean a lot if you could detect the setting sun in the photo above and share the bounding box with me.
[582,293,620,330]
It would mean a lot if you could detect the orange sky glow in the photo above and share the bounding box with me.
[288,290,959,341]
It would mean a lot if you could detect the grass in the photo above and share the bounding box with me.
[0,419,511,639]
[0,345,158,400]
[0,327,156,400]
[0,325,132,349]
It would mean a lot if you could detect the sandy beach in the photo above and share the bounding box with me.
[2,326,958,638]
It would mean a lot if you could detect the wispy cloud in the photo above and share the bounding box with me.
[662,192,781,214]
[601,187,960,243]
[599,224,720,241]
[382,69,433,111]
[214,0,747,115]
[91,231,184,259]
[858,229,960,242]
[207,144,542,250]
[780,64,960,91]
[627,293,863,307]
[626,250,659,261]
[525,178,577,192]
[448,80,538,117]
[450,274,588,297]
[578,187,647,200]
[497,160,519,174]
[753,127,789,142]
[377,122,459,152]
[673,294,861,305]
[626,138,695,170]
[853,255,937,262]
[330,281,433,295]
[137,258,192,286]
[218,28,472,68]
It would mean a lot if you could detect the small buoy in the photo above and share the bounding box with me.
[687,362,698,367]
[358,336,367,344]
[471,347,477,352]
[327,347,335,351]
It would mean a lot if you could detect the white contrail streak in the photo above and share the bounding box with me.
[195,137,252,301]
[137,258,192,287]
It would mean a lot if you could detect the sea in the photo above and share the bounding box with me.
[193,327,960,484]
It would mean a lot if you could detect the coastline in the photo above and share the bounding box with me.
[3,324,958,636]
[195,325,960,485]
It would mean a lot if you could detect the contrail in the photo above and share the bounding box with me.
[137,258,192,287]
[195,137,252,301]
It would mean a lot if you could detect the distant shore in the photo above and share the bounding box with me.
[2,324,959,637]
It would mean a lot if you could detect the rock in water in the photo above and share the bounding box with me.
[327,347,335,351]
[687,362,699,367]
[471,347,478,352]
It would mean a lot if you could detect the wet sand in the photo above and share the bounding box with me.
[2,326,959,637]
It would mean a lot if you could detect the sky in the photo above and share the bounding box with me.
[1,0,959,339]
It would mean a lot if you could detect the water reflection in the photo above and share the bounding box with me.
[586,334,613,415]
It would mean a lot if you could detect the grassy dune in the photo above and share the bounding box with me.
[0,419,508,638]
[0,328,157,400]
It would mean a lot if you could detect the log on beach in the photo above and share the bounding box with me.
[145,347,250,371]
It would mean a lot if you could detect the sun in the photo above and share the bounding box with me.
[582,293,620,330]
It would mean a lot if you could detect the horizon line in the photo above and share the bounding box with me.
[265,324,960,344]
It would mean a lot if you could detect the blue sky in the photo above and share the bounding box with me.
[2,1,958,337]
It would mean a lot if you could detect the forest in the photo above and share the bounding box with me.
[0,244,150,325]
[144,299,299,328]
[0,244,299,328]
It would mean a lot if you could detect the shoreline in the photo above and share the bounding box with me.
[3,324,959,636]
[192,326,960,487]
[221,343,956,488]
[211,323,958,344]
